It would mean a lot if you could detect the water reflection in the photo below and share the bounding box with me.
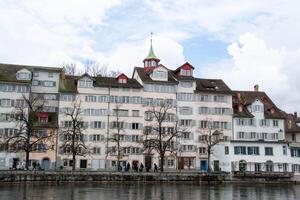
[0,183,299,200]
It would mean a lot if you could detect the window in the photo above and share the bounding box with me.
[225,146,229,155]
[213,95,227,102]
[132,110,139,117]
[98,95,108,103]
[253,105,263,112]
[16,85,28,93]
[93,121,103,129]
[132,123,139,130]
[61,94,74,101]
[199,147,206,154]
[260,119,270,127]
[180,119,194,127]
[180,81,193,88]
[0,99,12,107]
[118,78,127,84]
[167,159,174,167]
[247,147,260,155]
[237,132,245,139]
[292,134,296,141]
[199,107,209,114]
[85,109,107,116]
[44,94,57,100]
[265,147,273,156]
[182,132,192,140]
[180,69,192,76]
[85,95,97,102]
[199,95,210,102]
[32,80,39,86]
[234,146,246,155]
[283,146,287,155]
[153,71,167,79]
[33,72,39,77]
[145,112,153,121]
[17,72,31,80]
[113,109,128,117]
[43,81,56,87]
[78,79,93,88]
[92,147,101,155]
[179,107,193,115]
[273,120,279,127]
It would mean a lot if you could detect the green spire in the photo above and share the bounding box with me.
[146,33,158,59]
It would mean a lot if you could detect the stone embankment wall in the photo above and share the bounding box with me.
[0,171,298,183]
[0,171,224,183]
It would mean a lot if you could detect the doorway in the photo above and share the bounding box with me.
[42,158,50,170]
[214,160,220,171]
[145,155,152,172]
[80,159,87,169]
[200,160,208,172]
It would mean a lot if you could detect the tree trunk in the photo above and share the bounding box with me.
[72,153,76,172]
[25,151,30,170]
[207,148,211,173]
[160,153,164,172]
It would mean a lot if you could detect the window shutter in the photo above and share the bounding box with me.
[102,122,106,129]
[89,135,93,141]
[139,123,143,130]
[191,120,196,127]
[60,121,65,128]
[190,133,194,140]
[90,122,94,129]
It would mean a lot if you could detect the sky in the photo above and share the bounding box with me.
[0,0,300,113]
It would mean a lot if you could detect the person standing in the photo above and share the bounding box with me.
[154,163,158,172]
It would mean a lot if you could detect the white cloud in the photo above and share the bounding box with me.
[202,33,300,113]
[0,0,120,68]
[107,35,185,76]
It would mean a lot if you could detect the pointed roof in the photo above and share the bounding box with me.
[146,42,157,59]
[144,37,160,62]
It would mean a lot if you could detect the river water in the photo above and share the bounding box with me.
[0,183,299,200]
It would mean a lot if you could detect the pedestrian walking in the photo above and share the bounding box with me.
[139,163,144,172]
[154,163,158,172]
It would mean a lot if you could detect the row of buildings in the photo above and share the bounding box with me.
[0,43,300,174]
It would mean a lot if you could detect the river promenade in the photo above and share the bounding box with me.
[0,170,297,183]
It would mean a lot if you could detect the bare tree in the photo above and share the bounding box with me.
[143,99,181,172]
[63,63,77,76]
[109,104,124,171]
[3,94,56,170]
[59,99,89,171]
[197,121,224,173]
[62,60,120,77]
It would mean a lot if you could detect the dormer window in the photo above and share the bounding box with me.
[78,79,93,88]
[117,73,128,84]
[153,71,167,79]
[16,72,31,80]
[180,69,192,76]
[118,78,127,84]
[180,81,193,88]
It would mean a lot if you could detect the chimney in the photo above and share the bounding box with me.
[61,68,65,80]
[237,92,241,100]
[288,120,292,129]
[294,112,297,118]
[238,105,243,112]
[254,84,259,92]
